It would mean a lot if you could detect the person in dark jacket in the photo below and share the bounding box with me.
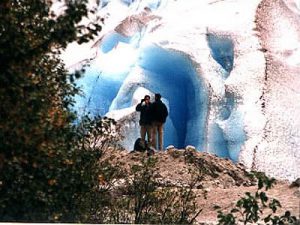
[136,95,153,148]
[151,93,168,150]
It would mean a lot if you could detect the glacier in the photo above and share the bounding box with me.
[62,0,300,181]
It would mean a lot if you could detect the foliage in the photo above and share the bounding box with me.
[0,0,103,221]
[217,172,297,225]
[80,156,129,223]
[0,1,203,223]
[76,115,123,151]
[127,157,202,224]
[85,155,202,224]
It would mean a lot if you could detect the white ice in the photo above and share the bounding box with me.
[63,0,300,181]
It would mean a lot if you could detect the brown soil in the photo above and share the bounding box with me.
[101,147,300,224]
[196,182,299,224]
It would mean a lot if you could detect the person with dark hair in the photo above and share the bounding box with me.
[151,93,168,150]
[136,95,153,148]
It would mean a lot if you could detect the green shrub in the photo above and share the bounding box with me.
[217,172,298,225]
[87,156,202,224]
[0,0,103,221]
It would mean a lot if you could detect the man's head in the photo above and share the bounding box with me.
[155,93,161,101]
[144,95,150,103]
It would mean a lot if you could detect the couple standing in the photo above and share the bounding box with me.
[136,93,168,151]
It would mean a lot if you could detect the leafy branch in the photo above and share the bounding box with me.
[217,172,297,225]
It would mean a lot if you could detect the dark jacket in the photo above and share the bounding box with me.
[136,102,153,125]
[151,100,168,123]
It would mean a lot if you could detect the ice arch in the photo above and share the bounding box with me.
[136,45,209,149]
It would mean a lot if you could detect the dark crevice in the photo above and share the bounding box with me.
[206,33,234,75]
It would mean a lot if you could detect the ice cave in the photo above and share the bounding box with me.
[75,41,209,151]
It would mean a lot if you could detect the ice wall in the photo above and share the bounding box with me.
[252,0,300,180]
[65,0,300,181]
[71,0,251,156]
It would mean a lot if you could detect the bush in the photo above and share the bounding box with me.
[86,155,202,224]
[0,0,103,221]
[217,172,298,225]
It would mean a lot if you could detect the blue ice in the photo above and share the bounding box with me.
[74,32,245,162]
[208,123,231,158]
[205,33,245,160]
[74,64,128,116]
[220,91,235,120]
[221,111,246,162]
[101,32,132,53]
[143,0,162,10]
[138,44,208,149]
[99,0,110,8]
[207,33,234,75]
[121,0,162,10]
[121,0,135,6]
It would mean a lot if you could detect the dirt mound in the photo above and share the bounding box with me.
[102,148,255,188]
[101,148,300,224]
